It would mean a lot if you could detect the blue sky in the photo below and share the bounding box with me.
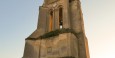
[0,0,115,58]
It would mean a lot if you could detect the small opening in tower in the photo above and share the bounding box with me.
[69,0,75,3]
[59,7,63,29]
[49,11,53,31]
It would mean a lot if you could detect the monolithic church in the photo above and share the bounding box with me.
[23,0,90,58]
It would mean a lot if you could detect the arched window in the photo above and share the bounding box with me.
[59,7,63,29]
[49,11,53,31]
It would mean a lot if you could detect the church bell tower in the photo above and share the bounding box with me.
[23,0,90,58]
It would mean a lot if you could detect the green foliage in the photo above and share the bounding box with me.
[39,28,79,39]
[60,56,75,58]
[26,28,82,40]
[26,38,37,40]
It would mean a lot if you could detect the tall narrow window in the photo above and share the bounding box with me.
[59,7,63,29]
[49,11,53,31]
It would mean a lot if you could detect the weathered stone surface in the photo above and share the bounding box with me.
[23,33,79,58]
[23,0,90,58]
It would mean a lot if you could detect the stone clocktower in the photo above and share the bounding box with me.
[22,0,90,58]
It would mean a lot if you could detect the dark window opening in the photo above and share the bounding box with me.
[49,11,53,31]
[69,0,75,3]
[59,7,63,29]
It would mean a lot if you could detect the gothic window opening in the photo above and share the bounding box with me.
[59,7,63,29]
[49,11,53,31]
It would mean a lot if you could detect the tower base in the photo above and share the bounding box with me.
[23,33,79,58]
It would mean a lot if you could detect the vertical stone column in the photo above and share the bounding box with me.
[76,1,89,58]
[62,0,70,29]
[37,6,48,35]
[70,0,90,58]
[70,0,82,33]
[52,9,55,31]
[46,11,50,32]
[54,8,59,30]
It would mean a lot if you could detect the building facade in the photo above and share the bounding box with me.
[23,0,90,58]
